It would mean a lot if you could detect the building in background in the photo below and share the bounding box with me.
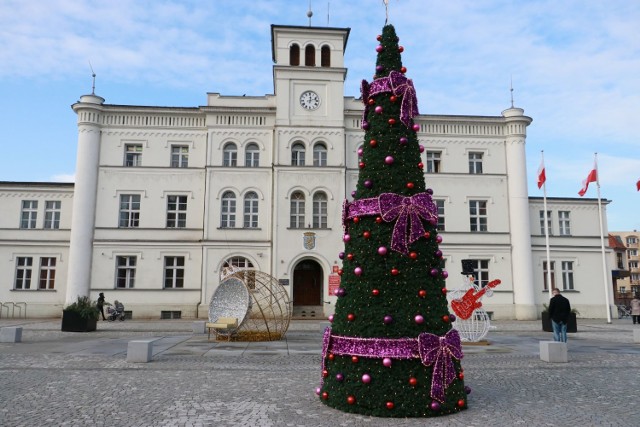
[610,231,640,306]
[0,25,615,320]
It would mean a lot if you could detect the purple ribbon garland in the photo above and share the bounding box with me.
[344,192,438,254]
[321,327,463,403]
[361,70,419,128]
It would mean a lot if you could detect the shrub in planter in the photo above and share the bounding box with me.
[61,296,99,332]
[541,303,578,333]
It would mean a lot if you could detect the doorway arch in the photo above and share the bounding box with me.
[292,259,323,307]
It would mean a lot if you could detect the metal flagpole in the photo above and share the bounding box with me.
[594,152,612,323]
[541,151,552,300]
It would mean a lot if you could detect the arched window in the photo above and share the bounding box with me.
[321,45,331,67]
[243,192,259,228]
[245,143,260,167]
[305,45,315,66]
[313,192,328,228]
[290,191,305,228]
[221,191,236,228]
[291,142,306,166]
[220,256,255,289]
[313,143,327,166]
[223,143,237,167]
[289,44,300,66]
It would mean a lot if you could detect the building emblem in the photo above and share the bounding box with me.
[303,231,316,250]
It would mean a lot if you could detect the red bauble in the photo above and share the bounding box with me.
[424,231,431,239]
[398,46,404,52]
[457,399,465,408]
[347,253,354,261]
[442,315,450,323]
[353,216,360,223]
[321,392,329,400]
[391,268,399,276]
[337,269,343,276]
[401,66,407,73]
[359,162,365,169]
[322,370,329,378]
[372,289,380,296]
[386,401,395,410]
[441,287,448,295]
[363,231,371,239]
[347,313,355,322]
[328,353,335,361]
[376,34,382,41]
[375,216,382,224]
[409,377,418,386]
[406,182,414,189]
[347,395,356,405]
[409,252,418,260]
[418,162,424,169]
[458,372,465,380]
[368,98,375,105]
[390,95,397,102]
[351,356,359,363]
[418,289,427,298]
[388,118,396,125]
[369,139,377,147]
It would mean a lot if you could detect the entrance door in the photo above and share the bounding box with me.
[293,259,323,306]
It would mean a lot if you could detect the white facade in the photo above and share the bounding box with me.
[0,25,614,320]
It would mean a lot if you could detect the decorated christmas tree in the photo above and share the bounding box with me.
[316,24,469,417]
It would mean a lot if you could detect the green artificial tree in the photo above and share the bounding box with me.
[317,25,468,417]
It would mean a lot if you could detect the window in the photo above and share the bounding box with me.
[469,200,487,232]
[313,143,327,166]
[629,249,638,257]
[313,192,328,228]
[627,236,638,245]
[243,192,259,228]
[558,211,571,236]
[542,261,556,291]
[221,257,255,289]
[290,191,305,228]
[119,195,141,228]
[435,199,445,231]
[291,143,306,166]
[468,259,490,288]
[620,286,627,293]
[166,195,187,228]
[164,256,185,288]
[617,253,625,270]
[223,143,237,167]
[44,201,61,229]
[539,210,552,235]
[561,261,574,290]
[289,44,300,66]
[171,145,189,168]
[468,152,483,174]
[426,151,441,173]
[321,45,331,67]
[221,191,236,228]
[20,200,38,229]
[124,144,142,167]
[15,257,33,289]
[305,45,315,66]
[629,261,639,269]
[116,256,136,288]
[38,257,56,289]
[632,273,640,282]
[245,143,260,167]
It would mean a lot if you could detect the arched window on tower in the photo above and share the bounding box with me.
[321,45,331,67]
[290,44,300,66]
[313,192,328,228]
[313,143,327,166]
[223,143,237,167]
[305,45,316,66]
[290,191,305,229]
[291,142,306,166]
[220,191,236,228]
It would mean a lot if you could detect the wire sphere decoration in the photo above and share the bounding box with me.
[447,276,493,342]
[209,267,292,341]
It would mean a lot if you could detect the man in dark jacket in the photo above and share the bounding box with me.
[548,288,571,342]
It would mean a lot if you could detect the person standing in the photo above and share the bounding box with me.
[631,294,640,325]
[97,292,106,321]
[548,288,571,343]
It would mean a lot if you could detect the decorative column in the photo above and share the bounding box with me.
[66,94,104,305]
[502,107,537,320]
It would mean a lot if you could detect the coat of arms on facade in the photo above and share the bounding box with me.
[303,232,316,250]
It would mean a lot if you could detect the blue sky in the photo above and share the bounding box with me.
[1,0,639,230]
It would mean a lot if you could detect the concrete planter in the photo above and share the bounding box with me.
[541,311,577,333]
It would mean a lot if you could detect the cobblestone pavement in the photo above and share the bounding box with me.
[1,318,639,426]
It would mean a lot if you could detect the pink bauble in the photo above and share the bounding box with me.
[441,270,449,279]
[436,235,443,243]
[357,148,363,157]
[385,156,394,165]
[354,267,363,276]
[315,387,321,395]
[430,268,439,277]
[374,106,383,114]
[376,45,384,52]
[336,373,344,382]
[383,315,393,324]
[419,144,425,153]
[361,374,371,383]
[328,315,334,322]
[412,124,420,131]
[430,401,441,411]
[383,357,392,367]
[378,246,388,256]
[414,314,424,324]
[343,234,351,242]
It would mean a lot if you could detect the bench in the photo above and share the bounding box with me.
[0,326,22,343]
[126,338,160,363]
[206,317,238,341]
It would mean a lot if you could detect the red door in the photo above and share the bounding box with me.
[293,260,322,305]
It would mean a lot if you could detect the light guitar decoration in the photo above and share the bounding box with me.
[451,279,501,320]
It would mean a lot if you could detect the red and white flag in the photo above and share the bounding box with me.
[578,161,597,196]
[537,158,546,189]
[636,178,640,191]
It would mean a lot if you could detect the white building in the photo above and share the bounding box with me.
[0,24,614,320]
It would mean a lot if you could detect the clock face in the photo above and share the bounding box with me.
[300,91,320,110]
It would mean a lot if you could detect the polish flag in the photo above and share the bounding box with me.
[537,158,546,189]
[636,178,640,191]
[578,165,597,196]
